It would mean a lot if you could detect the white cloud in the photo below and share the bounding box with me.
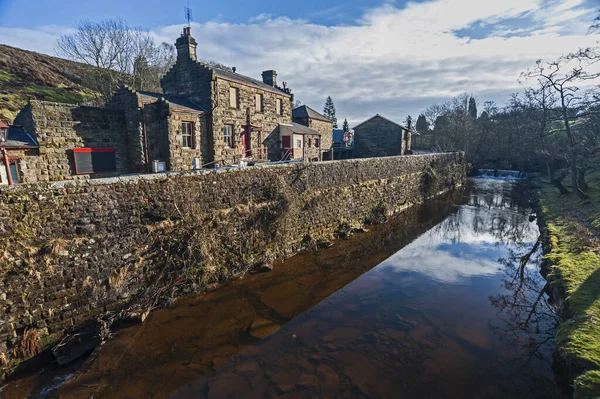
[1,0,599,125]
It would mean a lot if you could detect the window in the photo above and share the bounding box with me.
[182,122,194,148]
[296,139,302,148]
[308,138,312,147]
[255,94,263,112]
[0,127,7,142]
[315,138,320,148]
[223,124,233,147]
[276,99,283,115]
[229,87,239,108]
[73,148,116,174]
[9,162,20,183]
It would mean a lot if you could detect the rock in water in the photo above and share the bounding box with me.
[250,318,280,339]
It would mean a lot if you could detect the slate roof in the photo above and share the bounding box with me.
[0,126,38,148]
[137,91,207,113]
[211,66,291,97]
[279,122,321,136]
[292,105,331,123]
[353,114,415,133]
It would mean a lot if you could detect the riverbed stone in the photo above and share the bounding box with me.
[250,318,281,339]
[316,364,340,393]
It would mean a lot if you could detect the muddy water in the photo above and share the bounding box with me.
[2,178,564,398]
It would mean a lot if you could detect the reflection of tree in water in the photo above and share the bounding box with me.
[432,188,534,245]
[489,238,562,396]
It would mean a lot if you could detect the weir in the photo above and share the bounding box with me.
[0,153,466,377]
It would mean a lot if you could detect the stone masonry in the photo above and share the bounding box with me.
[353,115,411,159]
[13,101,128,183]
[0,153,465,377]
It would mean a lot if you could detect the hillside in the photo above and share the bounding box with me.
[0,44,100,122]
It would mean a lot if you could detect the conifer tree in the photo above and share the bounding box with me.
[323,96,338,128]
[468,96,478,119]
[342,118,349,132]
[415,114,428,133]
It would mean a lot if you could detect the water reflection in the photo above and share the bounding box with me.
[168,179,562,399]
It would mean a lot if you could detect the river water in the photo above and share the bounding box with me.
[1,178,565,399]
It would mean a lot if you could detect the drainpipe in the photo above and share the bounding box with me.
[142,111,150,173]
[1,147,13,185]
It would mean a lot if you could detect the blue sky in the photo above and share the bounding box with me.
[0,0,599,124]
[0,0,392,28]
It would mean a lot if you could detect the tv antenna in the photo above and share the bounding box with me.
[185,1,193,28]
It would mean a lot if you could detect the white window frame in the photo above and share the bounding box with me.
[181,121,194,149]
[276,98,282,115]
[223,124,234,148]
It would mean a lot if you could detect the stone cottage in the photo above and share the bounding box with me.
[353,114,413,159]
[6,27,305,184]
[292,105,333,160]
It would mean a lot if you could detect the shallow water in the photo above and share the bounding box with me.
[3,178,564,398]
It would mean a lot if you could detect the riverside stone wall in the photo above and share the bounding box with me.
[0,153,465,377]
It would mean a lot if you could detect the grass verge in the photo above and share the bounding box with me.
[540,166,600,398]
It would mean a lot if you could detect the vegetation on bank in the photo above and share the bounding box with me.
[540,165,600,398]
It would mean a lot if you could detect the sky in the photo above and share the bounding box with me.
[0,0,599,125]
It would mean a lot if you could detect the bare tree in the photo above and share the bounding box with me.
[522,53,600,199]
[56,19,175,102]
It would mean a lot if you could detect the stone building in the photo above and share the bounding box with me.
[278,122,321,161]
[292,105,333,160]
[7,27,305,184]
[161,27,294,166]
[353,114,413,159]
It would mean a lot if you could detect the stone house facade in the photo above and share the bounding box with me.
[353,114,413,159]
[292,105,333,160]
[161,27,294,166]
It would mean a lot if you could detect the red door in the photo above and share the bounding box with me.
[282,136,291,160]
[243,127,252,157]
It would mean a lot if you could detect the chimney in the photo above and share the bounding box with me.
[262,70,277,87]
[175,27,198,62]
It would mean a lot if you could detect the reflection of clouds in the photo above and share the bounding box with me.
[379,181,538,284]
[381,236,503,284]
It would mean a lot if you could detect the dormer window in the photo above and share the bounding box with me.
[0,127,7,142]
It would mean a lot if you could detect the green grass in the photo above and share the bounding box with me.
[22,84,93,104]
[540,166,600,398]
[0,70,16,83]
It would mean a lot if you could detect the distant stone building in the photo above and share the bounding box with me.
[292,105,333,160]
[8,27,306,184]
[353,114,413,159]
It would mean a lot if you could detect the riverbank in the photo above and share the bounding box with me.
[539,167,600,398]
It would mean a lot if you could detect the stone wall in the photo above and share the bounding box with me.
[354,116,406,159]
[0,153,465,377]
[13,101,129,183]
[108,87,146,173]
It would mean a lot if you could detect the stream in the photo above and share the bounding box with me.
[1,177,565,398]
